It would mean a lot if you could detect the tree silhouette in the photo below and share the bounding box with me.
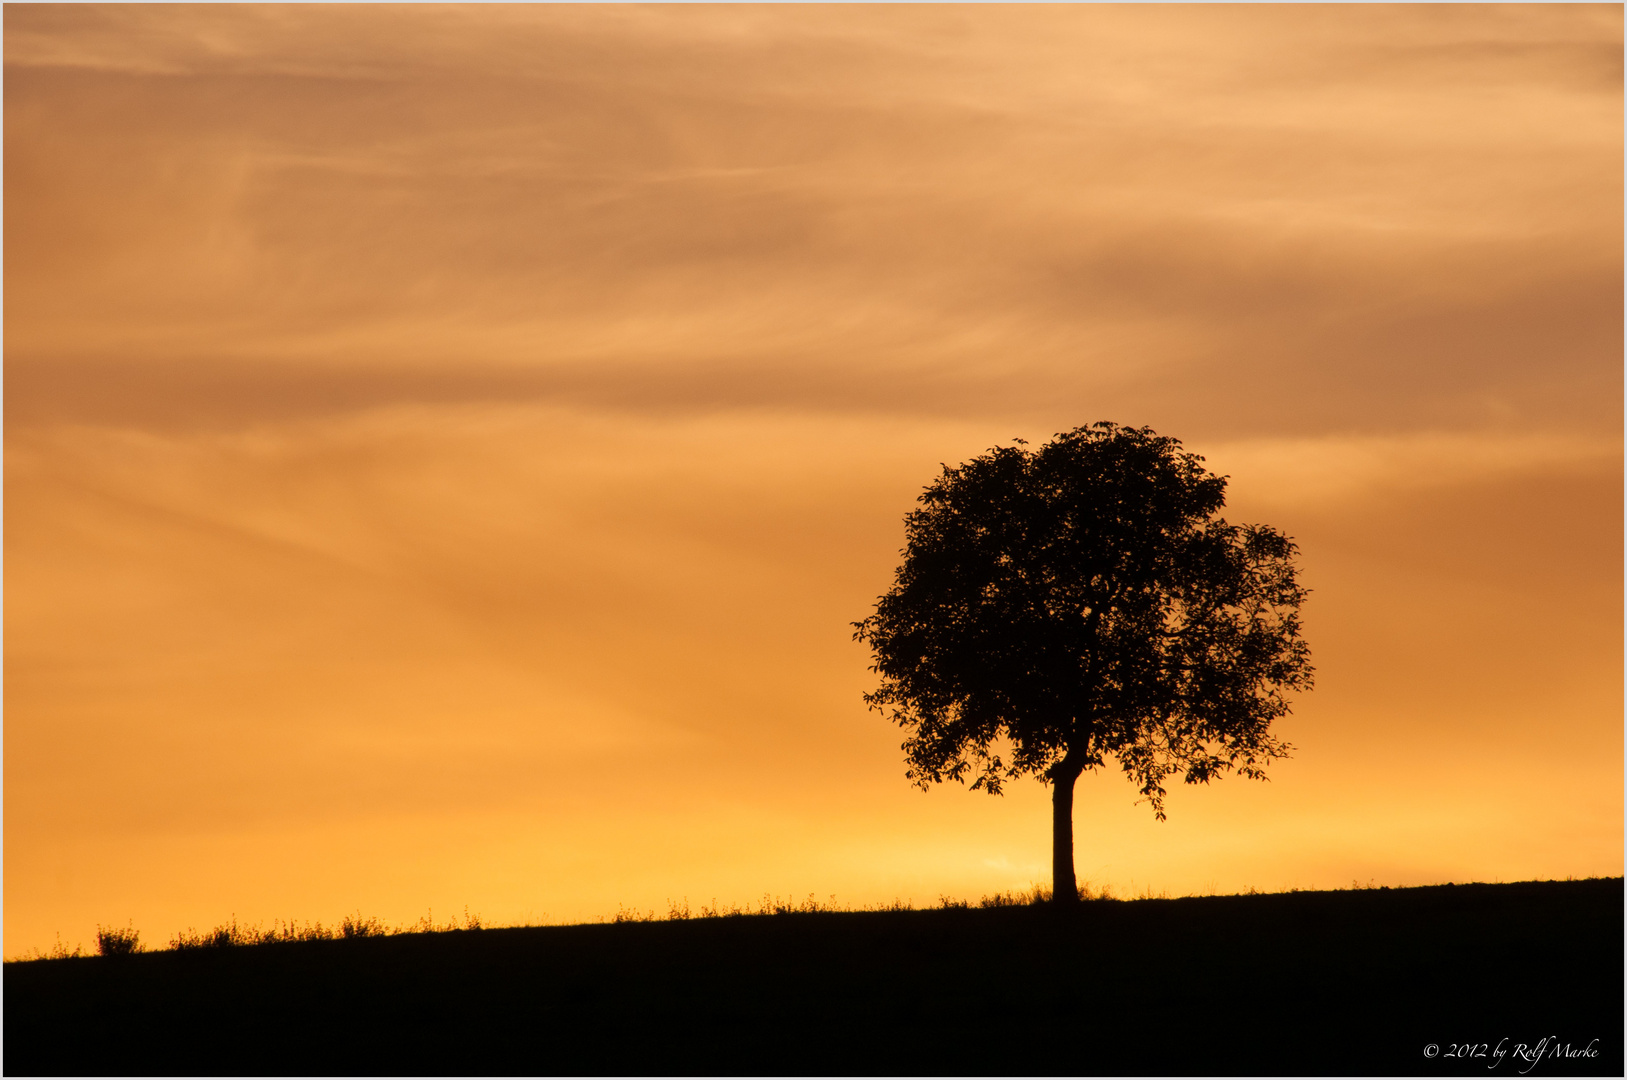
[854,422,1313,904]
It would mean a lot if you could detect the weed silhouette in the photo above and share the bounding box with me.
[95,923,142,957]
[340,913,388,939]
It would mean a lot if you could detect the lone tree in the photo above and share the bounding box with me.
[854,422,1312,904]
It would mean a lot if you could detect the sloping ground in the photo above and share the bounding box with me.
[5,879,1621,1076]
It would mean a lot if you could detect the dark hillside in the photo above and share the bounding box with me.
[6,879,1621,1076]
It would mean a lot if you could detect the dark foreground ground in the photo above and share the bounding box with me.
[5,879,1621,1076]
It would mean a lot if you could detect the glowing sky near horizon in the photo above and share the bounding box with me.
[5,4,1621,955]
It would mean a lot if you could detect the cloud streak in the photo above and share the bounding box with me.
[7,5,1619,437]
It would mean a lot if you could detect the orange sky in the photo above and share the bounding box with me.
[5,4,1621,956]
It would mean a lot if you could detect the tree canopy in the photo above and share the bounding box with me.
[853,422,1313,901]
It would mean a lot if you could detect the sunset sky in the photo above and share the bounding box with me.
[5,4,1621,956]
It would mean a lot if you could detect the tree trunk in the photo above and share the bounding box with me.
[1051,762,1082,905]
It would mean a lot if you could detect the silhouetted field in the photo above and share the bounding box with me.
[6,879,1620,1076]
